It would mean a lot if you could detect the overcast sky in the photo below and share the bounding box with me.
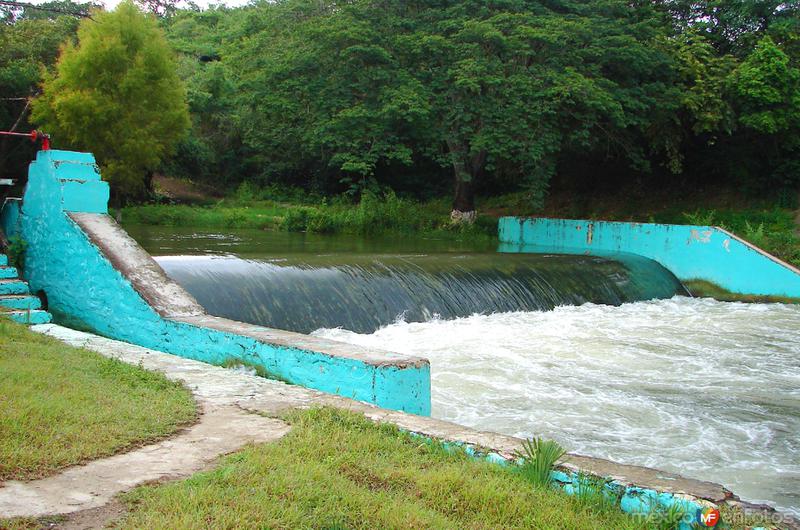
[27,0,253,12]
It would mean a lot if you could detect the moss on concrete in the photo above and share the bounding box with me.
[683,279,800,304]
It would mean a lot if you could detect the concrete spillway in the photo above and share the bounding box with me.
[155,252,686,334]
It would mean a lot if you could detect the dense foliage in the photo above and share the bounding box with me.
[0,2,88,180]
[30,2,189,200]
[1,0,799,210]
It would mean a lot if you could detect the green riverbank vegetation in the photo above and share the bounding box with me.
[0,319,197,481]
[120,184,800,267]
[113,407,707,529]
[3,0,799,220]
[120,188,498,240]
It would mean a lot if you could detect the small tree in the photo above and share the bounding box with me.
[32,1,189,201]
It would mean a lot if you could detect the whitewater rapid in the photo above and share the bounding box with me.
[313,296,800,516]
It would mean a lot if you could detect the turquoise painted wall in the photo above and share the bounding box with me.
[499,216,800,299]
[0,198,20,239]
[1,150,430,415]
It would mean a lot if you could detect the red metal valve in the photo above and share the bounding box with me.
[0,129,50,150]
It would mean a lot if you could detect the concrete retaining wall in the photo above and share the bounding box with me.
[499,216,800,299]
[1,150,430,414]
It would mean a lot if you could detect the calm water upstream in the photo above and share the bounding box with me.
[127,225,800,516]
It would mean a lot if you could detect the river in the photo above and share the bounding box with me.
[126,224,800,516]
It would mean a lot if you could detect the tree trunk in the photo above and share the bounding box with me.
[453,176,475,216]
[447,139,484,224]
[144,170,155,197]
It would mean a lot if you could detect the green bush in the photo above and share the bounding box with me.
[280,207,313,232]
[7,236,28,271]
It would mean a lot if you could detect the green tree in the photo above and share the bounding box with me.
[159,7,251,188]
[0,7,82,179]
[656,0,800,55]
[726,37,800,189]
[31,1,189,200]
[227,0,681,219]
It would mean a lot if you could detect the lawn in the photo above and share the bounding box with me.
[0,319,197,481]
[118,407,657,530]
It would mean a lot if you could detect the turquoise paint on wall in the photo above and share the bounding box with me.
[0,199,20,239]
[498,217,800,299]
[1,150,430,415]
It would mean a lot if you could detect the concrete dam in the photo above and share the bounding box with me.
[3,149,800,523]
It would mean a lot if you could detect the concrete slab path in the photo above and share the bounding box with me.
[0,407,288,518]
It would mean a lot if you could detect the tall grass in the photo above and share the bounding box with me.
[515,437,566,487]
[122,191,497,240]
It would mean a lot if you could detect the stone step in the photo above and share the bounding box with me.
[0,254,7,266]
[4,309,52,325]
[0,279,28,295]
[0,266,19,279]
[0,295,42,311]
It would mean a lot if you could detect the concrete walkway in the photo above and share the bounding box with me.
[0,407,288,518]
[0,324,744,524]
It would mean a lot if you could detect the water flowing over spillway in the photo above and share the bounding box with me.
[316,298,800,517]
[127,227,800,517]
[155,253,686,333]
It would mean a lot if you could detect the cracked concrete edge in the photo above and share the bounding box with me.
[24,324,751,509]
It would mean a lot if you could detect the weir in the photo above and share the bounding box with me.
[499,216,800,300]
[156,252,686,333]
[0,150,430,414]
[3,149,797,526]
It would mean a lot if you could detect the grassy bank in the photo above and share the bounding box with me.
[0,319,197,481]
[121,183,800,267]
[117,407,659,529]
[120,191,497,240]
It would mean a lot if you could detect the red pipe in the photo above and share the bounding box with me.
[0,130,50,150]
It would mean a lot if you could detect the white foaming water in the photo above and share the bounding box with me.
[313,297,800,516]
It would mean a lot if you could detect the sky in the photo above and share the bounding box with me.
[27,0,253,12]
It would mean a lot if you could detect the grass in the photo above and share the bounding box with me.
[122,182,800,266]
[0,318,197,481]
[684,279,800,303]
[516,437,566,487]
[116,407,649,530]
[220,358,291,384]
[120,191,497,241]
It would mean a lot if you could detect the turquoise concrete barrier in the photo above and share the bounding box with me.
[499,216,800,299]
[0,198,20,240]
[1,150,430,415]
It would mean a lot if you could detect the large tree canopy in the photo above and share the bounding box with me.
[226,0,686,215]
[31,1,189,200]
[212,0,799,215]
[0,5,84,179]
[5,0,797,212]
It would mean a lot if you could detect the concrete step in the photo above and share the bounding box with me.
[56,162,101,182]
[0,295,41,310]
[4,309,52,325]
[59,179,109,214]
[0,279,28,295]
[0,266,19,279]
[0,254,7,267]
